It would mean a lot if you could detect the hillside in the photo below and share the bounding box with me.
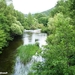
[41,8,54,15]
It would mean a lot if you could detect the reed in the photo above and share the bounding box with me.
[17,44,40,64]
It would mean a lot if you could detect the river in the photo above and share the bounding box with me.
[0,29,47,75]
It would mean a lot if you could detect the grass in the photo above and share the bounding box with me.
[17,44,41,64]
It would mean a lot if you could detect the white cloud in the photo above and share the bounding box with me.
[13,0,58,14]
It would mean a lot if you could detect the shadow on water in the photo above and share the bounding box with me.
[0,37,23,75]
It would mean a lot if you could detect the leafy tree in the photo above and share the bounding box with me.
[38,17,48,26]
[14,10,27,28]
[27,13,34,26]
[34,13,48,26]
[11,21,24,35]
[34,13,46,19]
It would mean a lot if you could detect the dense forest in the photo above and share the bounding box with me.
[0,0,75,75]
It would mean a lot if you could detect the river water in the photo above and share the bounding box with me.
[0,30,47,75]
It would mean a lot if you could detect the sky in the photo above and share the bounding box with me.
[12,0,58,14]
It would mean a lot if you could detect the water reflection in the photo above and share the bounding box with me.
[0,37,23,75]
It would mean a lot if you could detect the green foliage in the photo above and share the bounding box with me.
[0,0,24,52]
[0,30,7,50]
[34,13,48,26]
[69,0,75,25]
[13,10,28,29]
[17,45,40,64]
[28,72,35,75]
[32,13,75,75]
[38,17,48,26]
[11,22,24,35]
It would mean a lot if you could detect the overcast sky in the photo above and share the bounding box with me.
[12,0,58,14]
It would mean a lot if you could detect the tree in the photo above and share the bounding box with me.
[27,13,34,26]
[38,17,48,26]
[34,13,48,26]
[14,10,27,28]
[10,21,24,35]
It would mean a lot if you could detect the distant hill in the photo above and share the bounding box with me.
[41,8,54,16]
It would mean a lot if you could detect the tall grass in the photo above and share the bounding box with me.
[17,44,40,64]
